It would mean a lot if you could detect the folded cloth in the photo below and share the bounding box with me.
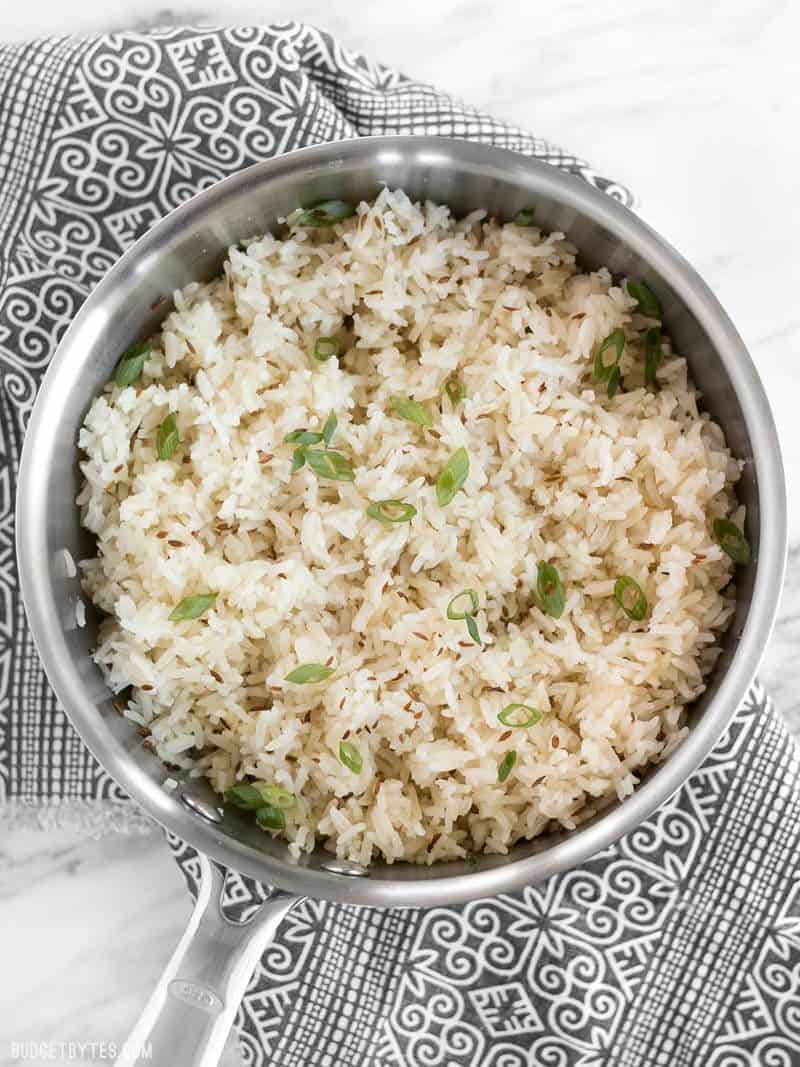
[2,23,798,1067]
[0,21,627,833]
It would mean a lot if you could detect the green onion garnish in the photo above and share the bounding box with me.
[447,590,482,646]
[256,804,286,831]
[169,593,216,621]
[607,365,622,399]
[113,342,149,388]
[224,784,266,810]
[285,663,336,685]
[513,208,535,226]
[464,851,478,865]
[444,376,466,407]
[447,589,479,620]
[713,518,751,565]
[498,750,517,782]
[537,561,565,618]
[594,329,625,384]
[291,447,307,473]
[626,280,661,319]
[390,395,434,427]
[224,783,295,811]
[156,412,180,461]
[339,740,363,774]
[614,576,648,621]
[258,784,296,810]
[304,449,355,482]
[498,704,542,729]
[314,337,340,362]
[322,410,338,446]
[465,614,482,647]
[436,447,469,507]
[295,200,355,228]
[285,429,324,445]
[366,500,417,525]
[644,327,662,388]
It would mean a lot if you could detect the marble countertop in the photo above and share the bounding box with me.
[2,1,799,1062]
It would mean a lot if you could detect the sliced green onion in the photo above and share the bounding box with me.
[322,410,338,446]
[314,337,340,362]
[284,429,324,445]
[291,447,307,473]
[626,279,661,319]
[498,750,517,783]
[156,412,179,460]
[339,740,363,774]
[224,784,265,810]
[366,500,417,525]
[304,449,355,482]
[498,704,542,729]
[257,784,296,810]
[444,376,466,407]
[713,518,751,565]
[607,364,622,399]
[113,341,149,388]
[464,851,478,865]
[594,329,625,384]
[513,207,535,226]
[225,782,295,812]
[295,200,355,228]
[644,327,662,388]
[537,561,565,619]
[447,589,479,620]
[285,663,336,684]
[436,447,469,507]
[614,576,648,621]
[465,614,482,647]
[256,804,286,831]
[390,395,433,427]
[169,593,216,621]
[446,590,482,646]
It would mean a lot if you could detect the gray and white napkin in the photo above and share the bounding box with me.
[1,23,798,1067]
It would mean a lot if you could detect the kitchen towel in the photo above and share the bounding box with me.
[1,22,797,1067]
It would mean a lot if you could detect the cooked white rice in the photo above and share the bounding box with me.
[77,188,741,865]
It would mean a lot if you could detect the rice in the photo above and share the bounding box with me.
[77,188,740,865]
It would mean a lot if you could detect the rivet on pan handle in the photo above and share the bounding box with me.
[320,859,369,877]
[180,786,223,824]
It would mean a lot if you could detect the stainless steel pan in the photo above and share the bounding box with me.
[15,137,786,1066]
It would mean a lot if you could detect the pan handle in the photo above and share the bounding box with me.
[115,852,302,1067]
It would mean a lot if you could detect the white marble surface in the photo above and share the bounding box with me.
[2,1,799,1062]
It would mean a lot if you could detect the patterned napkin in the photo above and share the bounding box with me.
[1,23,798,1067]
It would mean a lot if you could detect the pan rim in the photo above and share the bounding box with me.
[15,135,787,907]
